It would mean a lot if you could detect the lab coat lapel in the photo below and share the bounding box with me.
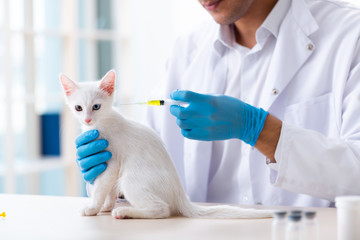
[261,0,319,110]
[250,0,319,202]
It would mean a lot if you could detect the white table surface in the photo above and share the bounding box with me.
[0,194,337,240]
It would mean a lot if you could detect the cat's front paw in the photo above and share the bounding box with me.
[80,206,100,216]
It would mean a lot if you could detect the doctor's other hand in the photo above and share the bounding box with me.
[169,90,269,146]
[75,129,112,184]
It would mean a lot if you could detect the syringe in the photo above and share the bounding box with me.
[119,99,188,106]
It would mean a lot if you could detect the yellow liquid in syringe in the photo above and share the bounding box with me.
[119,99,188,107]
[147,100,166,106]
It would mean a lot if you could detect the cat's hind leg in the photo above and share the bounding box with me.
[112,168,172,219]
[111,201,170,219]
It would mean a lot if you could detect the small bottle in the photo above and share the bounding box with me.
[304,211,319,240]
[272,211,287,240]
[336,196,360,240]
[286,214,304,240]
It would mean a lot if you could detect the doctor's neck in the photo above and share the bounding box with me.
[233,0,277,48]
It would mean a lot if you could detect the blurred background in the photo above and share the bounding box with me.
[0,0,359,197]
[0,0,210,196]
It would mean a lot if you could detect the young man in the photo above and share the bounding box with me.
[76,0,360,207]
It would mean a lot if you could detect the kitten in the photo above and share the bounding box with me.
[60,70,273,219]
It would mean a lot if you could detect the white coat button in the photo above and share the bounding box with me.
[272,88,279,95]
[307,44,314,51]
[242,196,248,202]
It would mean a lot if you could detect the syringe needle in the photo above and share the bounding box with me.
[118,102,147,106]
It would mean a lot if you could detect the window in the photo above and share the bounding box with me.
[0,0,209,196]
[0,0,126,195]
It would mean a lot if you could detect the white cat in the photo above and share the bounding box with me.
[60,70,273,219]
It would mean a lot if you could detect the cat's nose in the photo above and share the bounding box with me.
[85,118,92,124]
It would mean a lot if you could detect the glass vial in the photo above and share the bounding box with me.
[304,211,319,240]
[286,214,304,240]
[272,211,287,240]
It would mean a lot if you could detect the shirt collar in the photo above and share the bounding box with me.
[213,0,290,54]
[214,24,235,55]
[261,0,291,39]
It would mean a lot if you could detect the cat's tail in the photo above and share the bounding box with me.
[177,199,273,219]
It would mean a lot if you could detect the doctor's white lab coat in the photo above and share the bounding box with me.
[146,0,360,207]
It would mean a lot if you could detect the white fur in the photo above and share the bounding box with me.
[60,70,273,219]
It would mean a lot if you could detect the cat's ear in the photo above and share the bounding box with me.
[99,70,116,96]
[59,74,78,96]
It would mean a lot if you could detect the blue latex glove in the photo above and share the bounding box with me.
[75,129,112,184]
[169,90,268,146]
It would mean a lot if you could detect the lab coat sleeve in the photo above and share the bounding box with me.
[274,122,360,201]
[273,47,360,201]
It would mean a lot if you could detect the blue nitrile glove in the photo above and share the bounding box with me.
[75,129,112,184]
[169,90,268,146]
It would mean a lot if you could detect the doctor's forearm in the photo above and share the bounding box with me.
[255,114,282,162]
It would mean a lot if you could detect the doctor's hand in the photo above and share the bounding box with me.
[169,90,268,146]
[75,130,112,184]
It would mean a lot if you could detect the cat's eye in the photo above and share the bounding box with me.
[92,104,101,111]
[75,105,83,111]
